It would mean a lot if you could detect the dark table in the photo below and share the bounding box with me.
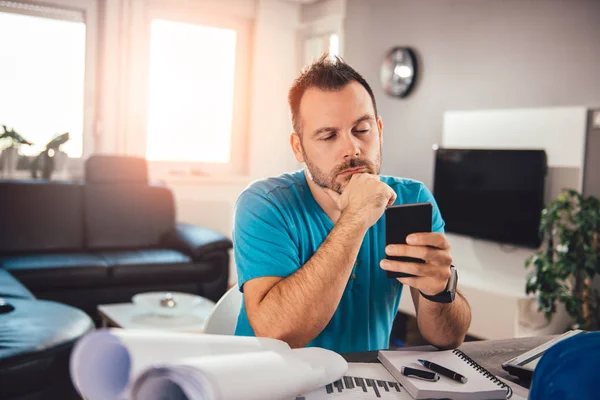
[343,335,554,390]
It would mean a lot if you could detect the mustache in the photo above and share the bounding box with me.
[334,158,375,175]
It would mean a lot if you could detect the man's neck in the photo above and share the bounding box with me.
[304,170,342,224]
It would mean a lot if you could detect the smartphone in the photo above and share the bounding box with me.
[384,202,432,279]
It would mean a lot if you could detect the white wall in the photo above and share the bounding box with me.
[246,0,301,178]
[443,107,588,169]
[300,0,345,23]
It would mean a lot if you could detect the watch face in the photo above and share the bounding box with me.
[380,47,417,98]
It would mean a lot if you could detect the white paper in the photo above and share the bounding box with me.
[131,348,348,400]
[69,328,292,400]
[300,363,412,400]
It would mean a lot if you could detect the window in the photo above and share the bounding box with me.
[329,33,340,57]
[0,4,90,159]
[142,12,251,178]
[146,19,237,164]
[298,8,344,70]
[302,33,340,67]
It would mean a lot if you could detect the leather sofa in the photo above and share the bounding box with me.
[0,155,233,320]
[1,269,94,399]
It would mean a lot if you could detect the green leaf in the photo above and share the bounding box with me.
[527,189,600,326]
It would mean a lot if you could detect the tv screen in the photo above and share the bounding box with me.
[433,148,547,248]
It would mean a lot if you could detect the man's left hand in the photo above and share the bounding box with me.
[380,232,453,296]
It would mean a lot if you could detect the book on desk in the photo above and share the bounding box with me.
[377,349,512,400]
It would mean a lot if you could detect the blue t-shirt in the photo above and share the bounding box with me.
[233,170,445,353]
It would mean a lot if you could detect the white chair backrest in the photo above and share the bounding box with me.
[203,285,243,335]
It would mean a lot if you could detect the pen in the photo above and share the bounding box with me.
[401,366,440,382]
[418,359,468,384]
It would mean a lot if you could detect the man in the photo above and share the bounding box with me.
[233,55,471,353]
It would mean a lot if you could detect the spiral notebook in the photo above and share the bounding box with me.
[378,349,512,400]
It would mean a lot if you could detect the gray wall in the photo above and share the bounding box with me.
[345,0,600,188]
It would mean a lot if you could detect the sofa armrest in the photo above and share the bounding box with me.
[161,223,232,261]
[0,269,35,300]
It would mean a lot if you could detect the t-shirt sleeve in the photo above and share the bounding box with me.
[233,189,301,291]
[417,184,446,234]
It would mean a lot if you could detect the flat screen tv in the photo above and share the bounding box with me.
[433,148,547,248]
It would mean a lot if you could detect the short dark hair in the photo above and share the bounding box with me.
[288,54,378,136]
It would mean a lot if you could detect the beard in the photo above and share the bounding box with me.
[302,144,382,194]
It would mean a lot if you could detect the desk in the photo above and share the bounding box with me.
[343,335,554,390]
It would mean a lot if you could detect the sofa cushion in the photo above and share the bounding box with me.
[0,269,35,299]
[1,253,110,289]
[0,181,84,253]
[0,298,93,399]
[100,249,214,284]
[84,185,175,250]
[85,154,148,184]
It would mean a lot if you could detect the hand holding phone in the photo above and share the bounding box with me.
[384,202,432,279]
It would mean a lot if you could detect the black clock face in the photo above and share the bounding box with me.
[380,47,417,98]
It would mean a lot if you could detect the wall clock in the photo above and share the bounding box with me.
[380,47,418,98]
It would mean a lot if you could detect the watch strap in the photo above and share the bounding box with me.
[419,266,457,303]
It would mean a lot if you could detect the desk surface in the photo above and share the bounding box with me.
[343,335,554,389]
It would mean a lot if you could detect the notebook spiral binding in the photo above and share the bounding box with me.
[452,349,513,399]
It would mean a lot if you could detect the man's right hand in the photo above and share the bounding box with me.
[324,173,396,229]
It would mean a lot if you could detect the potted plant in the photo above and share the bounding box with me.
[31,132,70,180]
[0,125,33,174]
[525,189,600,330]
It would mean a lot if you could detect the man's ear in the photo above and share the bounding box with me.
[377,116,384,145]
[290,132,305,163]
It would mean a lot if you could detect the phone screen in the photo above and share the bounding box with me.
[384,202,432,279]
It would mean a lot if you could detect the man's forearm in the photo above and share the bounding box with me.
[251,212,367,348]
[414,289,471,349]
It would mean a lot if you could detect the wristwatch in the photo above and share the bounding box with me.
[419,266,457,303]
